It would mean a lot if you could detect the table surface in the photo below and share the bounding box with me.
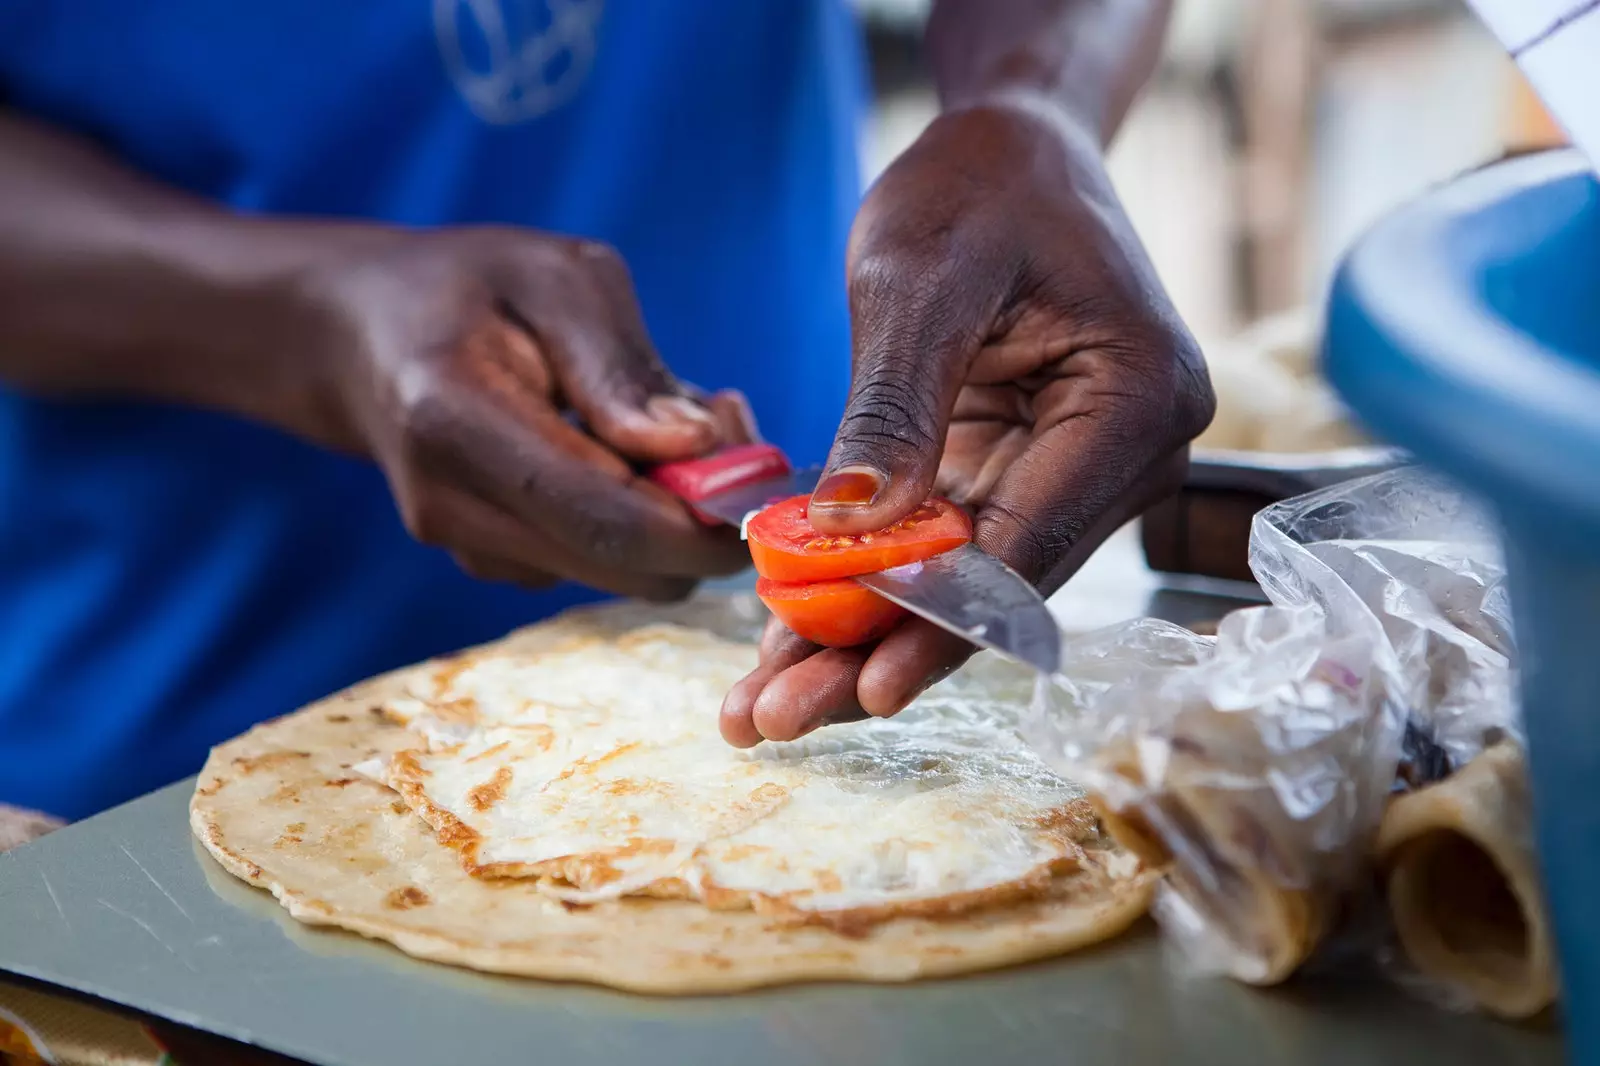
[0,534,1565,1065]
[0,781,1564,1066]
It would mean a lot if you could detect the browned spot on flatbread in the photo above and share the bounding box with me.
[287,822,307,833]
[467,766,514,812]
[390,799,411,816]
[231,750,311,774]
[747,782,788,805]
[195,777,226,797]
[393,751,431,779]
[275,833,303,848]
[814,869,843,893]
[512,722,556,751]
[328,714,351,723]
[387,761,482,863]
[466,741,510,764]
[325,777,358,789]
[321,821,373,850]
[1034,799,1098,845]
[480,837,677,886]
[602,777,664,797]
[556,742,641,781]
[368,705,403,726]
[432,697,479,727]
[266,783,304,806]
[384,886,432,910]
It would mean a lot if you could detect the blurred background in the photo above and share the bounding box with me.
[855,0,1564,354]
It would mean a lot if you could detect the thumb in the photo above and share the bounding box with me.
[810,255,999,534]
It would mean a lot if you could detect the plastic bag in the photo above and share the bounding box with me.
[1022,467,1522,986]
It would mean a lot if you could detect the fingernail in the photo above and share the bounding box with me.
[646,395,716,430]
[811,466,886,509]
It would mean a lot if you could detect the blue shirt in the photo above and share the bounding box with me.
[0,0,864,818]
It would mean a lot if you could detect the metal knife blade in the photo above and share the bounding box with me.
[653,446,1062,675]
[694,467,822,530]
[855,544,1062,676]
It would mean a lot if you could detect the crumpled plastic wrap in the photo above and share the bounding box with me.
[1022,467,1528,991]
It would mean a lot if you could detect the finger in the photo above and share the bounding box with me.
[451,551,561,590]
[414,361,750,580]
[758,613,802,660]
[720,629,819,748]
[745,648,872,743]
[496,244,718,463]
[857,619,978,718]
[705,388,762,447]
[810,244,1007,534]
[406,479,702,601]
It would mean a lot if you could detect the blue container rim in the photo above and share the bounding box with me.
[1325,149,1600,529]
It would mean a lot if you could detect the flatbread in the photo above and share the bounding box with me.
[192,603,1153,994]
[1376,741,1555,1019]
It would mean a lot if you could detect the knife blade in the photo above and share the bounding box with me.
[650,445,1063,676]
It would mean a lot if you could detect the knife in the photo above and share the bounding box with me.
[650,444,1063,676]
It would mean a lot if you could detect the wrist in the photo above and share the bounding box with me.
[943,84,1108,150]
[913,94,1112,203]
[137,212,398,447]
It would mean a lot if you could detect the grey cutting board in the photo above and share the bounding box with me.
[0,780,1565,1066]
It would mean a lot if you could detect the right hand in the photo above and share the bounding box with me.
[281,228,755,600]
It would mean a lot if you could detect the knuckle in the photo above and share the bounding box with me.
[391,367,453,469]
[564,238,629,283]
[837,362,943,457]
[1172,346,1218,443]
[981,500,1068,586]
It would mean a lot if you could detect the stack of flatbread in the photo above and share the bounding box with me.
[192,604,1152,993]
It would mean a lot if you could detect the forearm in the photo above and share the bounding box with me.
[0,111,383,432]
[926,0,1173,146]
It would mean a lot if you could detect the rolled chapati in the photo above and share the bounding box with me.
[1375,740,1555,1019]
[1090,747,1336,986]
[1058,609,1400,987]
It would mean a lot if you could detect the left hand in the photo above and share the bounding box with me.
[721,100,1214,746]
[0,803,63,852]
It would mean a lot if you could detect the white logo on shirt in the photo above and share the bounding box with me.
[434,0,604,124]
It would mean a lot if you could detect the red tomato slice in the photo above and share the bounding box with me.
[746,495,972,583]
[756,577,908,648]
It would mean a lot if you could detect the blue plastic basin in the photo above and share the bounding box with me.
[1325,149,1600,1054]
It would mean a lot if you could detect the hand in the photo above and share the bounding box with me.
[288,228,755,600]
[0,803,63,853]
[722,100,1213,745]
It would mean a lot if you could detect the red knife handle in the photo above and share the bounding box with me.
[649,443,792,525]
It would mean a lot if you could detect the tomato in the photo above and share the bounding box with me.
[756,577,908,648]
[746,495,972,583]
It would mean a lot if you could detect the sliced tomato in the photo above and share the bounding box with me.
[756,577,908,648]
[746,495,972,583]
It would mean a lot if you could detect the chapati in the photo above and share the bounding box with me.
[191,602,1152,993]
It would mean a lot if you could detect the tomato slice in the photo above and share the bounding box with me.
[756,577,908,648]
[746,495,972,583]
